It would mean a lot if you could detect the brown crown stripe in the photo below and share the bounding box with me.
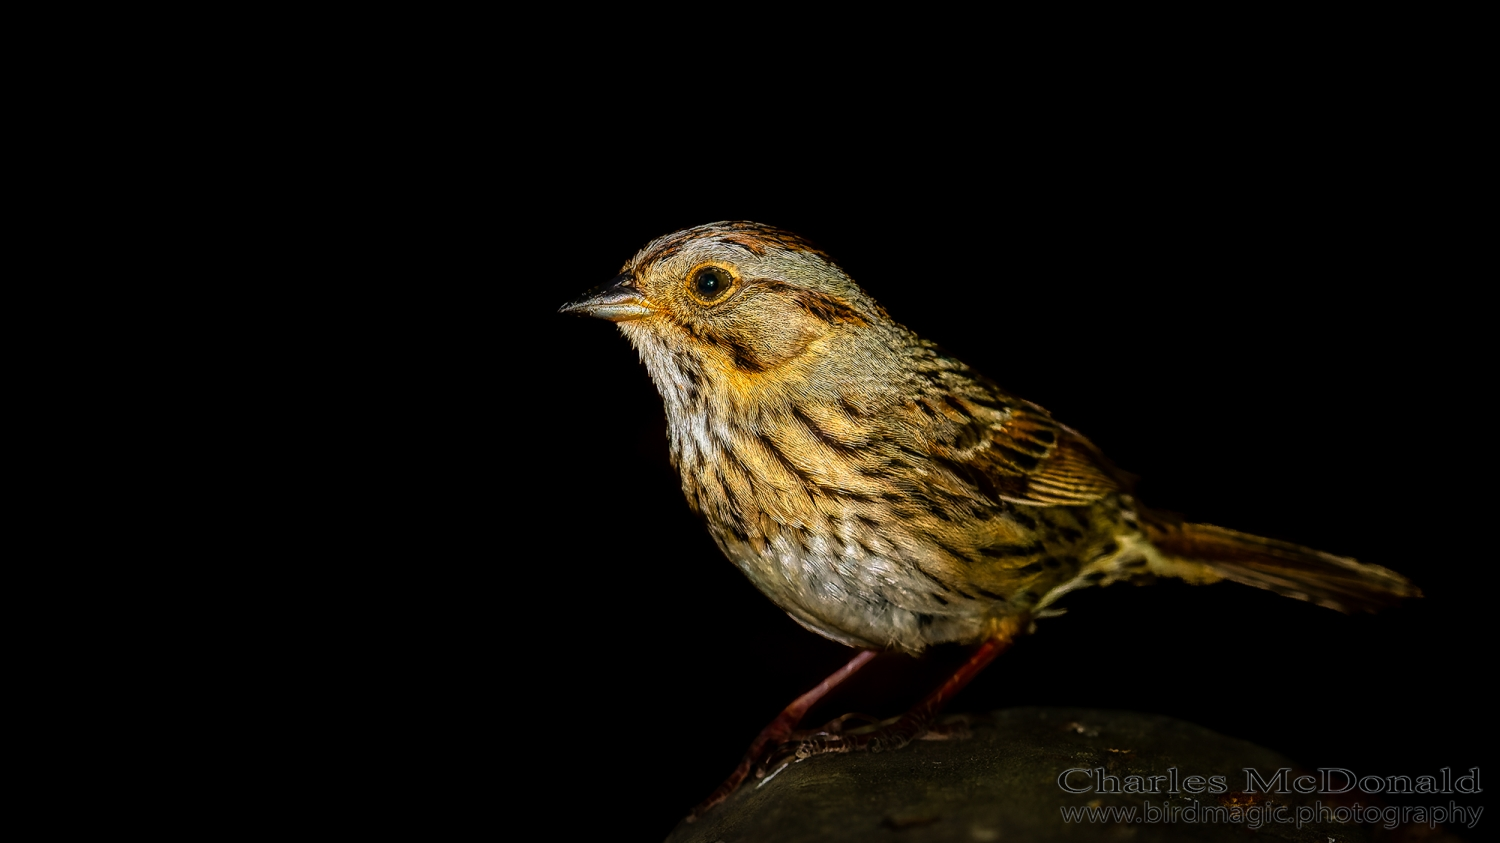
[642,222,833,266]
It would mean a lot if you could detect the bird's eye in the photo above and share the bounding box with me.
[688,265,735,305]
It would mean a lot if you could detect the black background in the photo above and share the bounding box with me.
[488,136,1485,839]
[292,101,1485,839]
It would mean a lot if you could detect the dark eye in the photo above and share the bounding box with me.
[690,266,734,303]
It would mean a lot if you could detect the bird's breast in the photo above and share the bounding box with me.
[658,377,1141,654]
[710,520,995,654]
[663,402,994,652]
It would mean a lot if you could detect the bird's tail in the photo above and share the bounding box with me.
[1141,511,1420,613]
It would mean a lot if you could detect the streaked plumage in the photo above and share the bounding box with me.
[562,220,1419,814]
[565,221,1415,656]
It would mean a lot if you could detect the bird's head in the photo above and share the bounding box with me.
[561,222,892,386]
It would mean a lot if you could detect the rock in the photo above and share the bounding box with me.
[666,707,1382,843]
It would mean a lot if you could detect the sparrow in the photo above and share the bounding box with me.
[560,220,1419,817]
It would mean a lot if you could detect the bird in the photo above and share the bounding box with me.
[559,220,1420,818]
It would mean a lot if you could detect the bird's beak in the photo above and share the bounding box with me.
[559,273,655,322]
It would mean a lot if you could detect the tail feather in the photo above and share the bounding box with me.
[1143,515,1420,613]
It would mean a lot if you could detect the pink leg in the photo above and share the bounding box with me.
[687,648,877,821]
[793,616,1026,758]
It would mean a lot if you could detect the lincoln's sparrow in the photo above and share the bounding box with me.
[561,221,1419,817]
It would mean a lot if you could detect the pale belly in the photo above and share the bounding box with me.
[708,498,1160,655]
[714,529,995,653]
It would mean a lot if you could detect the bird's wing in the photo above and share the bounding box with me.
[938,397,1129,507]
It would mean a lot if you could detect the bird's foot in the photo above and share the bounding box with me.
[753,710,974,784]
[684,650,878,823]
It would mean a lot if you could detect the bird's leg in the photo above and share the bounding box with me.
[787,615,1026,760]
[686,648,877,821]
